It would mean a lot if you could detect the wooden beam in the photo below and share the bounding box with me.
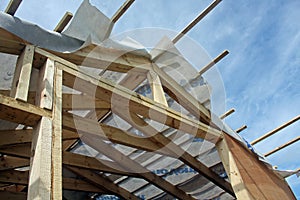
[67,167,140,200]
[35,58,55,110]
[62,93,111,110]
[198,50,229,76]
[62,177,105,193]
[54,12,73,33]
[0,190,26,200]
[5,0,22,15]
[0,156,29,171]
[0,170,106,193]
[10,45,34,102]
[114,110,234,196]
[217,134,296,199]
[147,68,168,107]
[81,135,196,200]
[63,113,174,156]
[220,108,235,120]
[235,125,247,134]
[0,129,32,146]
[0,94,51,126]
[55,61,221,143]
[51,65,63,199]
[27,117,53,200]
[36,46,150,73]
[111,0,135,23]
[172,0,222,43]
[63,152,135,176]
[152,64,212,125]
[251,115,300,145]
[264,136,300,157]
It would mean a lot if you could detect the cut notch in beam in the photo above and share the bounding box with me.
[251,115,300,145]
[220,108,235,119]
[111,0,135,23]
[54,12,73,33]
[5,0,22,15]
[172,0,222,43]
[264,136,300,157]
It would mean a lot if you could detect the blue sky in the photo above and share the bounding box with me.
[1,0,299,197]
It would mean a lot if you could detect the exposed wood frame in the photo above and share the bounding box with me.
[0,190,26,200]
[35,58,55,110]
[264,136,300,157]
[251,115,300,145]
[81,135,196,200]
[198,50,229,76]
[10,45,34,102]
[5,0,22,15]
[0,170,106,193]
[113,109,234,196]
[0,94,52,126]
[111,0,135,23]
[147,67,168,107]
[67,167,140,200]
[54,12,73,33]
[235,125,247,134]
[217,134,296,199]
[172,0,222,43]
[27,117,53,200]
[54,59,221,143]
[220,108,235,120]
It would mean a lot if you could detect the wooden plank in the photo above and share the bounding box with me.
[56,61,221,143]
[27,117,52,200]
[62,93,110,110]
[264,136,300,157]
[235,125,247,134]
[36,46,150,73]
[0,94,51,126]
[152,64,212,124]
[10,45,34,102]
[111,0,135,23]
[63,152,135,176]
[198,50,229,76]
[114,110,234,196]
[81,135,196,200]
[67,167,140,200]
[5,0,23,15]
[63,178,105,193]
[0,170,106,193]
[217,134,296,200]
[35,59,54,110]
[0,129,32,146]
[147,68,168,107]
[0,190,26,200]
[172,0,222,43]
[51,66,63,199]
[0,144,31,158]
[220,108,235,120]
[0,156,29,171]
[251,115,300,145]
[54,12,73,33]
[62,114,174,157]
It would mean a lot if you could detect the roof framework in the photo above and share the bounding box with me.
[0,0,297,199]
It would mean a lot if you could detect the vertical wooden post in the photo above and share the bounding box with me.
[36,58,55,110]
[147,66,168,107]
[51,64,63,200]
[28,58,63,199]
[10,45,34,102]
[28,117,53,200]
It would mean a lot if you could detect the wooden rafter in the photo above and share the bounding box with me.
[111,0,135,23]
[5,0,22,15]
